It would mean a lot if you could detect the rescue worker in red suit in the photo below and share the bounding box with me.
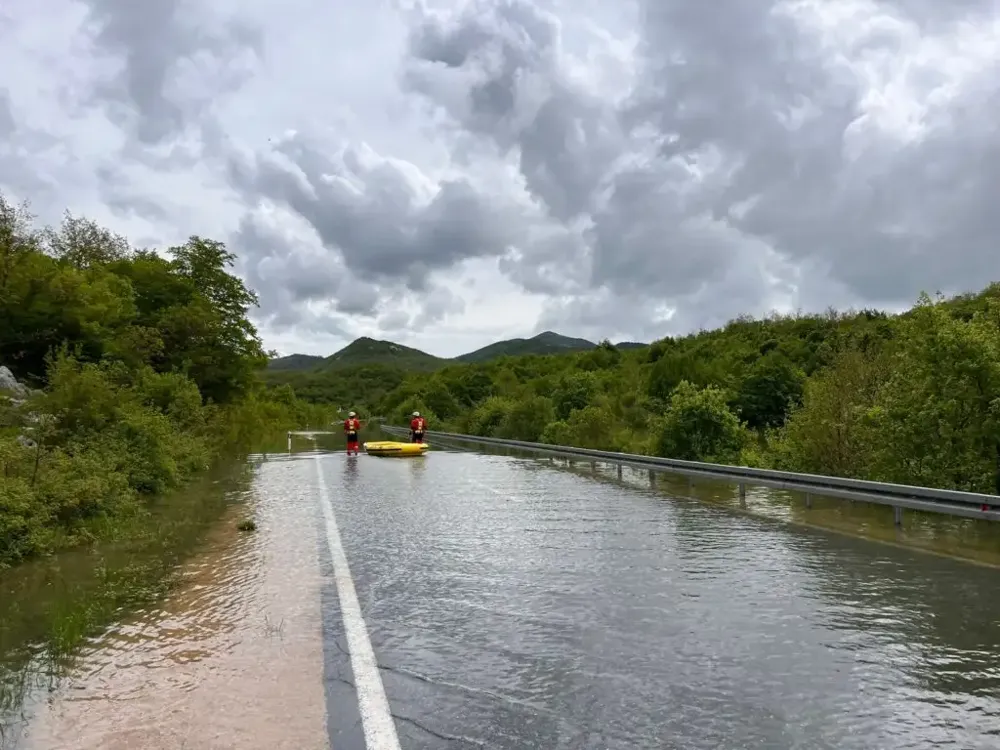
[409,411,426,443]
[344,411,362,455]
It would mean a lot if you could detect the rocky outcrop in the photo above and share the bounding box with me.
[0,365,43,446]
[0,365,29,402]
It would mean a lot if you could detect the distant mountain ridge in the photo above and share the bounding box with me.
[266,330,648,371]
[453,330,599,363]
[320,337,444,371]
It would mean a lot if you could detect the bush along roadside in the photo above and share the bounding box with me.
[369,291,1000,497]
[0,193,332,568]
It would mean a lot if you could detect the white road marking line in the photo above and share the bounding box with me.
[315,456,401,750]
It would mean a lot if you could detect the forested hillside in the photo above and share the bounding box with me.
[0,194,331,567]
[366,288,1000,495]
[454,331,601,362]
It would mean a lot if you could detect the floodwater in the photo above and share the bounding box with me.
[2,433,1000,748]
[467,440,1000,568]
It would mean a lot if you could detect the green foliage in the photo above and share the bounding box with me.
[495,396,555,442]
[770,348,885,478]
[321,336,445,371]
[732,353,805,430]
[263,363,407,410]
[866,294,1000,493]
[455,331,600,362]
[321,282,1000,499]
[656,382,748,463]
[466,396,513,437]
[0,192,333,568]
[552,372,597,420]
[267,353,324,371]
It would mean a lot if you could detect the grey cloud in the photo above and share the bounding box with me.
[81,0,262,144]
[632,0,1000,302]
[884,0,998,25]
[232,211,381,328]
[537,292,664,344]
[405,0,621,221]
[0,89,13,137]
[96,164,171,222]
[497,226,589,295]
[0,96,63,201]
[539,240,796,344]
[227,132,523,291]
[404,0,1000,328]
[378,310,412,331]
[412,284,465,329]
[7,0,1000,356]
[377,285,464,334]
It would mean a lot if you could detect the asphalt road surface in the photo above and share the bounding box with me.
[316,447,1000,750]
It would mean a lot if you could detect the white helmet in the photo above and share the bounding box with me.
[348,411,356,417]
[413,411,420,417]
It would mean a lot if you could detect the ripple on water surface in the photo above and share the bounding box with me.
[330,450,1000,749]
[4,446,1000,749]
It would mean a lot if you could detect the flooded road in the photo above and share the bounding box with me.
[3,442,1000,748]
[2,453,329,750]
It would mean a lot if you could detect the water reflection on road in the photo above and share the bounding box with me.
[331,448,1000,749]
[1,439,998,749]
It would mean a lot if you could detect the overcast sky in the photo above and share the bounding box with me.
[2,0,999,358]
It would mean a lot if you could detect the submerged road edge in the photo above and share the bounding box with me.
[315,455,402,750]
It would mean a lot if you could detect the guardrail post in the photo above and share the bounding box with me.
[739,483,747,508]
[591,460,597,472]
[423,429,1000,524]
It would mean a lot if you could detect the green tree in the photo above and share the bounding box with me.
[772,348,886,478]
[421,381,462,421]
[164,237,267,403]
[867,295,1000,493]
[466,396,511,436]
[541,404,616,450]
[656,381,747,463]
[0,190,332,568]
[495,395,554,442]
[552,372,596,420]
[732,353,805,430]
[43,212,131,268]
[579,340,621,370]
[647,351,722,403]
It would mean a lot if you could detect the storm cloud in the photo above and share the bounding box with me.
[1,0,999,355]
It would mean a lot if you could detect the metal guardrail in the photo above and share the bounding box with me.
[381,426,1000,524]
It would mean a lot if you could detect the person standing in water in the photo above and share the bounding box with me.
[344,411,363,455]
[409,411,426,443]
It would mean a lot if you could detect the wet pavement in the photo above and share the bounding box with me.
[7,445,1000,749]
[8,454,330,750]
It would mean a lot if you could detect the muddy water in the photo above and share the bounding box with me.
[0,445,333,750]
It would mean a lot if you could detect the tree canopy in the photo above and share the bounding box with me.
[0,194,330,567]
[291,284,1000,497]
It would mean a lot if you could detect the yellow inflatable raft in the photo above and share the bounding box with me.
[363,441,429,457]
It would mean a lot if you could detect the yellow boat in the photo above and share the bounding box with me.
[363,441,429,457]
